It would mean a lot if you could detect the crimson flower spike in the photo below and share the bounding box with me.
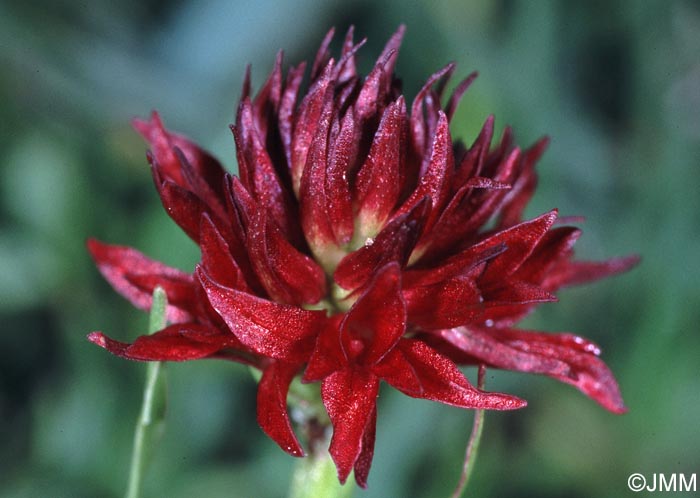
[88,25,639,487]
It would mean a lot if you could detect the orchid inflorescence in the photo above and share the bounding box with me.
[89,26,637,487]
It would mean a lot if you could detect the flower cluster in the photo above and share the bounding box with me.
[89,26,637,487]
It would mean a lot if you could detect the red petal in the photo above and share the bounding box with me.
[512,226,581,285]
[353,405,377,488]
[199,214,250,292]
[302,316,346,382]
[435,326,573,378]
[198,268,323,361]
[235,100,298,242]
[152,173,208,244]
[336,26,360,84]
[299,88,339,255]
[322,368,380,484]
[132,111,227,201]
[425,147,521,258]
[257,361,305,457]
[479,210,559,283]
[340,263,407,366]
[252,51,283,138]
[396,339,526,410]
[482,280,558,308]
[247,210,327,306]
[543,255,641,290]
[355,97,407,233]
[354,59,387,123]
[410,64,454,157]
[404,242,505,288]
[490,328,627,413]
[453,114,494,187]
[353,25,404,122]
[325,110,357,246]
[279,62,307,170]
[174,147,228,221]
[375,25,405,90]
[369,347,423,395]
[445,71,478,122]
[291,61,334,195]
[476,280,558,328]
[395,111,454,232]
[335,198,428,292]
[87,239,194,323]
[403,275,483,329]
[311,28,335,82]
[87,323,238,361]
[496,137,548,228]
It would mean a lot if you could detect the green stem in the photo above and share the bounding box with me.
[450,364,487,498]
[289,448,354,498]
[125,286,168,498]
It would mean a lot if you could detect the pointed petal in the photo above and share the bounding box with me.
[152,171,207,244]
[480,210,559,283]
[441,148,522,255]
[198,268,323,361]
[87,239,194,323]
[435,326,574,378]
[395,111,454,232]
[404,242,506,288]
[496,137,548,228]
[291,61,335,195]
[355,97,407,233]
[355,58,387,123]
[376,25,405,87]
[445,71,478,122]
[340,263,406,366]
[252,51,283,138]
[299,88,338,254]
[396,339,526,410]
[370,346,423,395]
[87,323,239,361]
[453,114,494,187]
[482,280,558,307]
[199,214,249,292]
[174,147,228,220]
[543,255,641,290]
[335,198,428,292]
[410,64,455,157]
[404,275,483,329]
[311,27,335,82]
[247,210,327,306]
[490,328,627,413]
[336,26,361,84]
[322,368,380,484]
[353,405,377,488]
[512,226,581,284]
[302,316,346,382]
[132,111,226,200]
[257,361,305,457]
[235,100,297,241]
[326,110,357,245]
[279,62,307,170]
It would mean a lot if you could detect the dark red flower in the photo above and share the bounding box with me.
[89,26,638,487]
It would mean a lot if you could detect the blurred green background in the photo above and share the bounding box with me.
[1,0,699,497]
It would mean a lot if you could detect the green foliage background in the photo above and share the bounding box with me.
[1,1,698,497]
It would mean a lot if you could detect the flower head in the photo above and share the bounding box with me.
[89,26,638,487]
